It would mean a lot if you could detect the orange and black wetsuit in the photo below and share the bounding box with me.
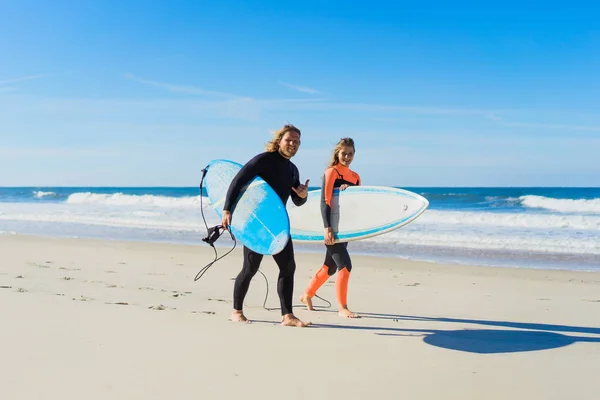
[304,164,360,305]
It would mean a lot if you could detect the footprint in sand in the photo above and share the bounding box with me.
[26,262,50,269]
[59,267,81,271]
[105,301,129,306]
[171,291,192,298]
[138,287,154,291]
[148,304,176,311]
[106,284,123,289]
[73,295,93,302]
[208,298,229,303]
[62,277,75,281]
[192,311,216,315]
[16,288,28,293]
[405,283,421,287]
[15,275,24,279]
[1,285,12,289]
[118,262,127,265]
[105,270,117,274]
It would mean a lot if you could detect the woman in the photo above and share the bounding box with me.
[300,137,361,318]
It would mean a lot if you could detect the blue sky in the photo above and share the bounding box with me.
[1,0,599,187]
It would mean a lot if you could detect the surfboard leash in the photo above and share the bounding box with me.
[195,166,237,282]
[258,270,332,311]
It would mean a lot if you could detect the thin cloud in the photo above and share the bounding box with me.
[0,74,55,86]
[123,73,248,100]
[0,146,129,158]
[279,81,321,95]
[504,122,600,132]
[279,100,504,118]
[486,113,503,121]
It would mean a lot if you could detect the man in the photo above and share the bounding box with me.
[221,124,311,327]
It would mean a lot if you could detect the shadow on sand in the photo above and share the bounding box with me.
[253,311,600,354]
[357,312,600,336]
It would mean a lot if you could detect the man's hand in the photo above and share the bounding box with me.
[221,210,232,230]
[292,179,310,198]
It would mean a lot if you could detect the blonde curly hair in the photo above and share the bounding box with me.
[265,124,301,152]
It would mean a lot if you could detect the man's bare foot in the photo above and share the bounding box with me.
[281,313,311,327]
[299,293,315,311]
[231,310,250,323]
[339,307,359,318]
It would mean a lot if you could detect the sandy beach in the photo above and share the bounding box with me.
[1,234,599,400]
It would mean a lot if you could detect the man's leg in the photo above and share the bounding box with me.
[272,239,310,327]
[231,245,262,322]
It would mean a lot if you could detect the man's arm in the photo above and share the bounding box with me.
[290,165,308,206]
[223,153,266,213]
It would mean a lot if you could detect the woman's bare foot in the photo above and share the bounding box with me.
[281,313,311,327]
[231,310,251,323]
[339,307,359,318]
[299,293,315,311]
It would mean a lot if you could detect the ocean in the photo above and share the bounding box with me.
[1,186,599,271]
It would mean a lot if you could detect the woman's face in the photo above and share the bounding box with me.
[337,145,355,167]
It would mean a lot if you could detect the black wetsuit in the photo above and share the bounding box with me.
[320,165,361,275]
[223,151,306,315]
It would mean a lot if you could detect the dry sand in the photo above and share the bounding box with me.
[1,234,600,399]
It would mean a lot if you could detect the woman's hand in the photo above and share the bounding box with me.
[340,184,349,191]
[324,227,335,245]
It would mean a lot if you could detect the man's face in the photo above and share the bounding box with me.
[278,131,301,159]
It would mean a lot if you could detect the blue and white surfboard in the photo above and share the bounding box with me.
[287,186,429,243]
[203,159,290,255]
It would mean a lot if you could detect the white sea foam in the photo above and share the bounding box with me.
[33,191,56,198]
[520,195,600,214]
[66,192,202,208]
[366,229,600,255]
[56,193,600,230]
[1,195,599,260]
[415,210,600,230]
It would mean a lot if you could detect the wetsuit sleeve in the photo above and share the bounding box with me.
[320,168,337,228]
[223,153,267,212]
[290,164,307,207]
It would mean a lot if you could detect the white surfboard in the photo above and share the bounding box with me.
[288,186,429,243]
